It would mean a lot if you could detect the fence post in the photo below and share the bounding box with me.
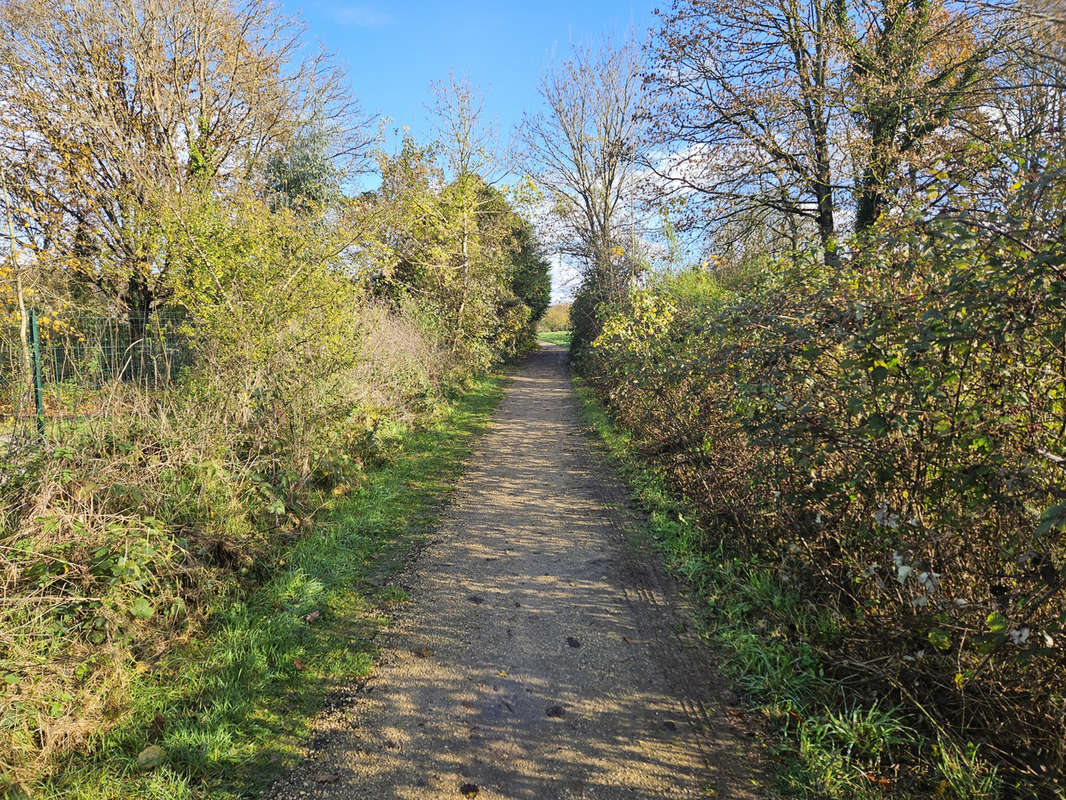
[29,307,45,438]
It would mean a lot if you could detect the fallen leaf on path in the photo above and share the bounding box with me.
[622,636,631,643]
[459,783,479,797]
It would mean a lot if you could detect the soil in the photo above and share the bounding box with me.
[266,345,771,799]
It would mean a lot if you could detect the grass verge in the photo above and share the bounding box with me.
[536,331,571,348]
[21,374,505,800]
[571,376,1001,800]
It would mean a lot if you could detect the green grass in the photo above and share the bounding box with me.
[570,376,1000,800]
[537,330,571,347]
[24,375,505,800]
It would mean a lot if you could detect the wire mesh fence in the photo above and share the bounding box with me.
[1,310,194,449]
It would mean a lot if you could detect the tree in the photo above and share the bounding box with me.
[0,0,356,351]
[509,221,551,325]
[428,75,503,352]
[648,0,846,266]
[648,0,995,257]
[370,132,549,365]
[1,165,32,421]
[428,73,500,182]
[266,128,346,213]
[521,37,649,350]
[836,0,990,232]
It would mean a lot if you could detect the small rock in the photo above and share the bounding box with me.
[467,595,484,604]
[136,744,166,769]
[545,705,565,718]
[566,637,581,648]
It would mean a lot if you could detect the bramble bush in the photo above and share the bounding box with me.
[585,176,1066,795]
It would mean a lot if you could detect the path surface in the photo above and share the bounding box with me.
[268,345,767,799]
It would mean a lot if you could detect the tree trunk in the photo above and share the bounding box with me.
[125,268,153,381]
[813,180,839,268]
[1,169,33,418]
[856,147,892,232]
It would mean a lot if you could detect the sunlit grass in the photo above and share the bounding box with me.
[537,330,571,347]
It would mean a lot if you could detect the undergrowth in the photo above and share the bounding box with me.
[573,375,1004,800]
[3,375,504,800]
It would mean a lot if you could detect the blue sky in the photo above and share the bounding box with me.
[285,0,656,148]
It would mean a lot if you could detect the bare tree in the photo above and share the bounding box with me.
[429,73,500,182]
[647,0,846,266]
[520,37,649,306]
[648,0,996,260]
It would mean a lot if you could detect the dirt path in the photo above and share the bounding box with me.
[267,345,767,799]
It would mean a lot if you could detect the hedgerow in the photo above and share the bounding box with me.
[583,181,1066,796]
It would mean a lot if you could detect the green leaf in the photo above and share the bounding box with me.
[1036,503,1066,537]
[129,598,155,619]
[928,629,952,651]
[985,611,1007,634]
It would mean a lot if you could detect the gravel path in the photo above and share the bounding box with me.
[267,345,768,799]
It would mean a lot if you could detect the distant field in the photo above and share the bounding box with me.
[538,331,571,347]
